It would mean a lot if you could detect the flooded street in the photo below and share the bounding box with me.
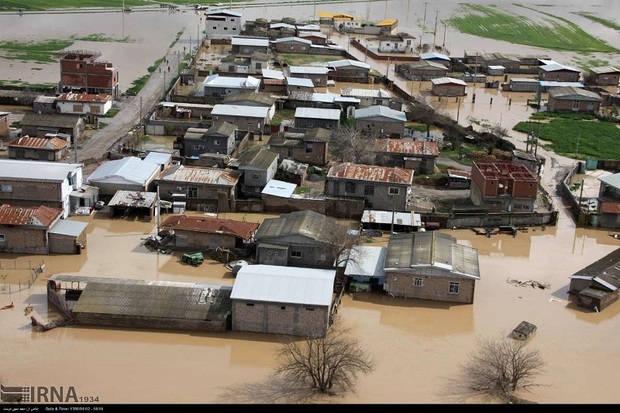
[0,206,619,404]
[0,0,619,405]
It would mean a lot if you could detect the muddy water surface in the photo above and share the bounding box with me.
[0,206,619,404]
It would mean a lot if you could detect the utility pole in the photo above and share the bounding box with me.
[433,10,438,49]
[139,96,142,127]
[442,21,447,49]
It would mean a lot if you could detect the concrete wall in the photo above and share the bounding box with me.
[48,232,86,255]
[232,299,330,337]
[384,271,476,304]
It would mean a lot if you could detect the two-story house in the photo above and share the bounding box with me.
[232,147,279,198]
[268,127,330,166]
[0,159,86,218]
[254,209,351,268]
[354,105,407,137]
[183,121,237,158]
[325,162,414,211]
[383,232,481,304]
[154,164,242,213]
[204,9,242,40]
[374,138,439,174]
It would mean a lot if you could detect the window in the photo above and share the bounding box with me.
[213,140,220,146]
[0,234,5,242]
[1,185,12,193]
[193,145,205,150]
[188,187,198,198]
[306,308,314,311]
[280,306,286,310]
[449,282,460,294]
[364,185,374,196]
[345,182,356,193]
[305,142,313,153]
[572,100,579,110]
[291,250,302,258]
[246,303,254,307]
[252,173,260,180]
[414,277,423,287]
[389,187,400,196]
[255,63,261,70]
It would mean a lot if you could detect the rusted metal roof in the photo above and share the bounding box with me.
[0,204,62,227]
[7,136,68,150]
[160,215,259,240]
[601,202,620,214]
[375,139,439,156]
[56,93,111,103]
[327,162,413,184]
[446,169,472,179]
[108,190,157,208]
[157,165,241,186]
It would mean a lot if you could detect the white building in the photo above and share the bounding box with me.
[204,10,242,40]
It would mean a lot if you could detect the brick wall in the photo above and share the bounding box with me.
[384,271,476,304]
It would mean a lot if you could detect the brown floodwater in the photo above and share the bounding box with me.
[1,204,619,404]
[1,0,620,405]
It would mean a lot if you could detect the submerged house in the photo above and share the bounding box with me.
[568,248,620,312]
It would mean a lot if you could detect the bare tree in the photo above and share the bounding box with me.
[409,95,448,137]
[460,337,546,402]
[274,323,375,395]
[319,219,359,269]
[328,124,375,164]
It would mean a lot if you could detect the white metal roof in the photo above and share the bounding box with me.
[211,104,270,118]
[203,74,260,89]
[48,219,88,237]
[143,151,171,165]
[231,36,269,47]
[295,107,341,120]
[231,264,336,306]
[87,157,160,185]
[361,210,421,226]
[431,77,467,86]
[289,66,329,75]
[354,105,407,121]
[286,77,314,88]
[344,246,387,277]
[0,159,82,182]
[261,179,296,198]
[327,59,371,70]
[261,69,285,80]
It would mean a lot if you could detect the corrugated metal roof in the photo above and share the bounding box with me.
[160,215,259,239]
[157,165,240,186]
[231,36,269,47]
[340,87,391,98]
[431,77,467,86]
[590,66,620,74]
[231,264,335,306]
[203,74,260,89]
[289,66,329,75]
[344,246,387,277]
[7,136,68,150]
[327,162,414,184]
[262,179,296,198]
[255,210,341,242]
[286,77,315,88]
[375,139,439,156]
[48,219,88,237]
[236,147,278,169]
[540,63,580,72]
[108,190,157,208]
[87,157,160,185]
[548,86,602,101]
[21,112,82,129]
[294,107,341,120]
[211,104,269,118]
[599,173,620,188]
[72,281,231,321]
[327,59,371,70]
[419,52,450,61]
[274,36,312,45]
[384,232,480,279]
[261,69,285,80]
[0,159,81,182]
[143,151,171,165]
[56,93,111,103]
[355,106,407,121]
[223,91,276,106]
[0,204,61,226]
[572,247,620,289]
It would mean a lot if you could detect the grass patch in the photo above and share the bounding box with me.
[0,39,73,63]
[513,116,620,160]
[575,12,620,31]
[278,54,339,66]
[271,109,295,126]
[70,33,132,43]
[294,186,311,194]
[448,4,617,53]
[105,108,120,118]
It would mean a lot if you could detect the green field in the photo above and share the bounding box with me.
[448,4,618,53]
[513,113,620,160]
[576,12,620,31]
